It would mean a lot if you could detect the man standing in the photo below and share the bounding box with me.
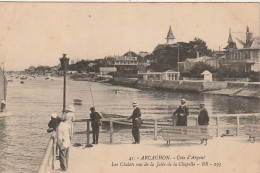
[198,103,209,144]
[198,103,209,126]
[127,102,142,144]
[90,107,102,144]
[57,114,73,172]
[173,98,189,126]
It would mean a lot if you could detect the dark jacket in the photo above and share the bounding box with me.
[47,118,59,133]
[90,112,102,128]
[173,105,189,126]
[128,107,141,126]
[198,108,209,125]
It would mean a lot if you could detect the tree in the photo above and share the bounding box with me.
[147,38,213,72]
[188,62,216,78]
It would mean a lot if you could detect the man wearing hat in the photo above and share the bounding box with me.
[90,107,102,144]
[198,103,209,126]
[198,103,209,144]
[47,113,60,133]
[57,113,73,172]
[127,102,142,144]
[65,105,75,133]
[173,98,189,126]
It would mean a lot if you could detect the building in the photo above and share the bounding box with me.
[99,67,117,75]
[178,55,217,72]
[166,26,175,44]
[154,26,178,51]
[107,51,139,73]
[141,70,180,81]
[220,26,260,72]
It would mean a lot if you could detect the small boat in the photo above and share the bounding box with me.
[73,99,82,105]
[20,76,27,80]
[101,113,173,128]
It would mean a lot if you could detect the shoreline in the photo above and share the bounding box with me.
[70,75,260,99]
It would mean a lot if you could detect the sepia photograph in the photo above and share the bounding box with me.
[0,2,259,173]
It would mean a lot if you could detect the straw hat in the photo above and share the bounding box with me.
[132,102,138,106]
[181,98,186,103]
[50,113,57,118]
[67,105,75,112]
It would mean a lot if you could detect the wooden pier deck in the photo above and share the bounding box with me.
[52,137,260,173]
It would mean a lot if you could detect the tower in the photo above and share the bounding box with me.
[224,28,237,52]
[227,28,233,43]
[246,25,253,44]
[165,26,175,44]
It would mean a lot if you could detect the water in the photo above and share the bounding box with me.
[0,77,259,173]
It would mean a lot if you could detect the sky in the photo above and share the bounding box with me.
[0,3,259,71]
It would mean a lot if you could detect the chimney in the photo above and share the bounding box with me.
[197,51,200,58]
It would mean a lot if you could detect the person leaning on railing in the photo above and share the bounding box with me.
[56,113,73,172]
[127,102,142,144]
[90,107,102,144]
[47,113,61,133]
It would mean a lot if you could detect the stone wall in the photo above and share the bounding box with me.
[203,81,227,91]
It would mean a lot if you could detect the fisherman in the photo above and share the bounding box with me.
[127,102,142,144]
[57,113,73,172]
[173,98,189,126]
[1,99,6,112]
[47,113,59,133]
[90,107,102,144]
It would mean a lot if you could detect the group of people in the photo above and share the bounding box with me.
[47,105,75,172]
[46,98,209,171]
[47,105,102,172]
[173,98,209,126]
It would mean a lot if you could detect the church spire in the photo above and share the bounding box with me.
[227,28,233,43]
[166,26,175,44]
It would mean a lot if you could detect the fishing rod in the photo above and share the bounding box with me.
[88,81,95,107]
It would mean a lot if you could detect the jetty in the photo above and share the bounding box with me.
[38,113,260,173]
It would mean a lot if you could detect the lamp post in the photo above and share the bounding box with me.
[60,54,70,113]
[177,43,180,73]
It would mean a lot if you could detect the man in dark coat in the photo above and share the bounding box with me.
[127,102,141,144]
[198,103,209,144]
[173,98,189,126]
[90,107,102,144]
[47,113,60,133]
[198,103,209,125]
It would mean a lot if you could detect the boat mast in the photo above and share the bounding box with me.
[3,65,6,100]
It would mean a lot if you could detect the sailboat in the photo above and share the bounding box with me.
[0,67,12,117]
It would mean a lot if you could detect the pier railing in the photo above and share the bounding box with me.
[73,113,260,144]
[38,132,57,173]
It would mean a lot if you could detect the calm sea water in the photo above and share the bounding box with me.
[0,77,259,173]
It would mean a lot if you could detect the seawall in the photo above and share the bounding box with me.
[110,77,260,98]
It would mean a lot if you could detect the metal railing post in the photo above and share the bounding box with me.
[236,116,240,136]
[52,135,56,170]
[110,119,113,143]
[216,117,220,137]
[86,120,90,145]
[154,119,157,140]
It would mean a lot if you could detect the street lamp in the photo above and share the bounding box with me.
[60,54,70,113]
